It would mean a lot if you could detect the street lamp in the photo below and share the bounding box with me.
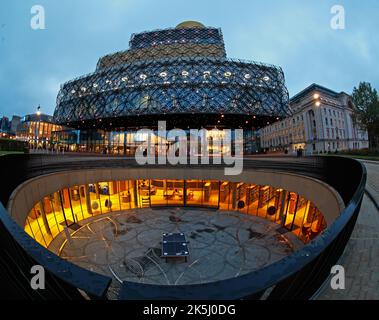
[313,93,325,152]
[35,105,42,150]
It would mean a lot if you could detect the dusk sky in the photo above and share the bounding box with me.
[0,0,378,118]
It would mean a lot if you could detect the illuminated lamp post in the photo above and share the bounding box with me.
[36,105,41,149]
[313,93,324,153]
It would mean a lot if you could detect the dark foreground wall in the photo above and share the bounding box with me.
[0,154,366,300]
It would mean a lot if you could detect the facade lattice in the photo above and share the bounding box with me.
[53,23,290,126]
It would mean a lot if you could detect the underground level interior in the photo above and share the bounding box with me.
[25,178,326,248]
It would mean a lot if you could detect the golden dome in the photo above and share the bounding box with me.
[175,21,205,29]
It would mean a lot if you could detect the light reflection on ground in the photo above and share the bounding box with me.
[48,208,303,298]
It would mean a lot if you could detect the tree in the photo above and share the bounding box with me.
[351,82,379,152]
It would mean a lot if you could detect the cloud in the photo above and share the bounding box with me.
[0,0,378,117]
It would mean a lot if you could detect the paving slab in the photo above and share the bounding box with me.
[48,208,303,298]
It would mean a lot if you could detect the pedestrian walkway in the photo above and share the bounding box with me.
[364,162,379,205]
[317,161,379,299]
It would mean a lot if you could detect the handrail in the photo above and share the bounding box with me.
[0,201,112,299]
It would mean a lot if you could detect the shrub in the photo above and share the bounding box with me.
[340,148,379,156]
[0,138,27,152]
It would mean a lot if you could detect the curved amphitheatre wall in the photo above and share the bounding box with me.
[7,167,345,229]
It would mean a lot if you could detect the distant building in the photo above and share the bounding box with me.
[0,116,11,134]
[0,116,22,139]
[10,115,21,134]
[17,113,64,148]
[260,84,369,155]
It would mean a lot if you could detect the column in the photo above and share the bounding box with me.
[84,184,92,215]
[38,201,52,235]
[231,182,237,210]
[133,180,138,207]
[279,190,287,226]
[183,180,187,207]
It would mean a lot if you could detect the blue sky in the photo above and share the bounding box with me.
[0,0,378,118]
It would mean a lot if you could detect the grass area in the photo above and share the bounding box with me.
[340,154,379,161]
[0,151,24,156]
[321,154,379,161]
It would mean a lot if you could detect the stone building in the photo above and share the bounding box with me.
[260,84,368,155]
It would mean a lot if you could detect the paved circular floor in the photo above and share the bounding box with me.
[49,208,303,296]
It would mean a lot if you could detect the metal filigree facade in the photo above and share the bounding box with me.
[53,25,290,126]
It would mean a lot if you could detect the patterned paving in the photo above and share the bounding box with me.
[49,208,303,297]
[365,162,379,200]
[317,161,379,300]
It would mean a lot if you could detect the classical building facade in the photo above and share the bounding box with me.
[16,113,64,149]
[260,84,368,154]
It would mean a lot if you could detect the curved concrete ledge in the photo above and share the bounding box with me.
[0,155,366,299]
[7,167,344,228]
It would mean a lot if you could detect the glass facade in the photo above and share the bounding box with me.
[17,114,64,149]
[51,128,260,155]
[25,179,326,248]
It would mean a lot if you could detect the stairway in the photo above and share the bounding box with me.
[141,197,150,208]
